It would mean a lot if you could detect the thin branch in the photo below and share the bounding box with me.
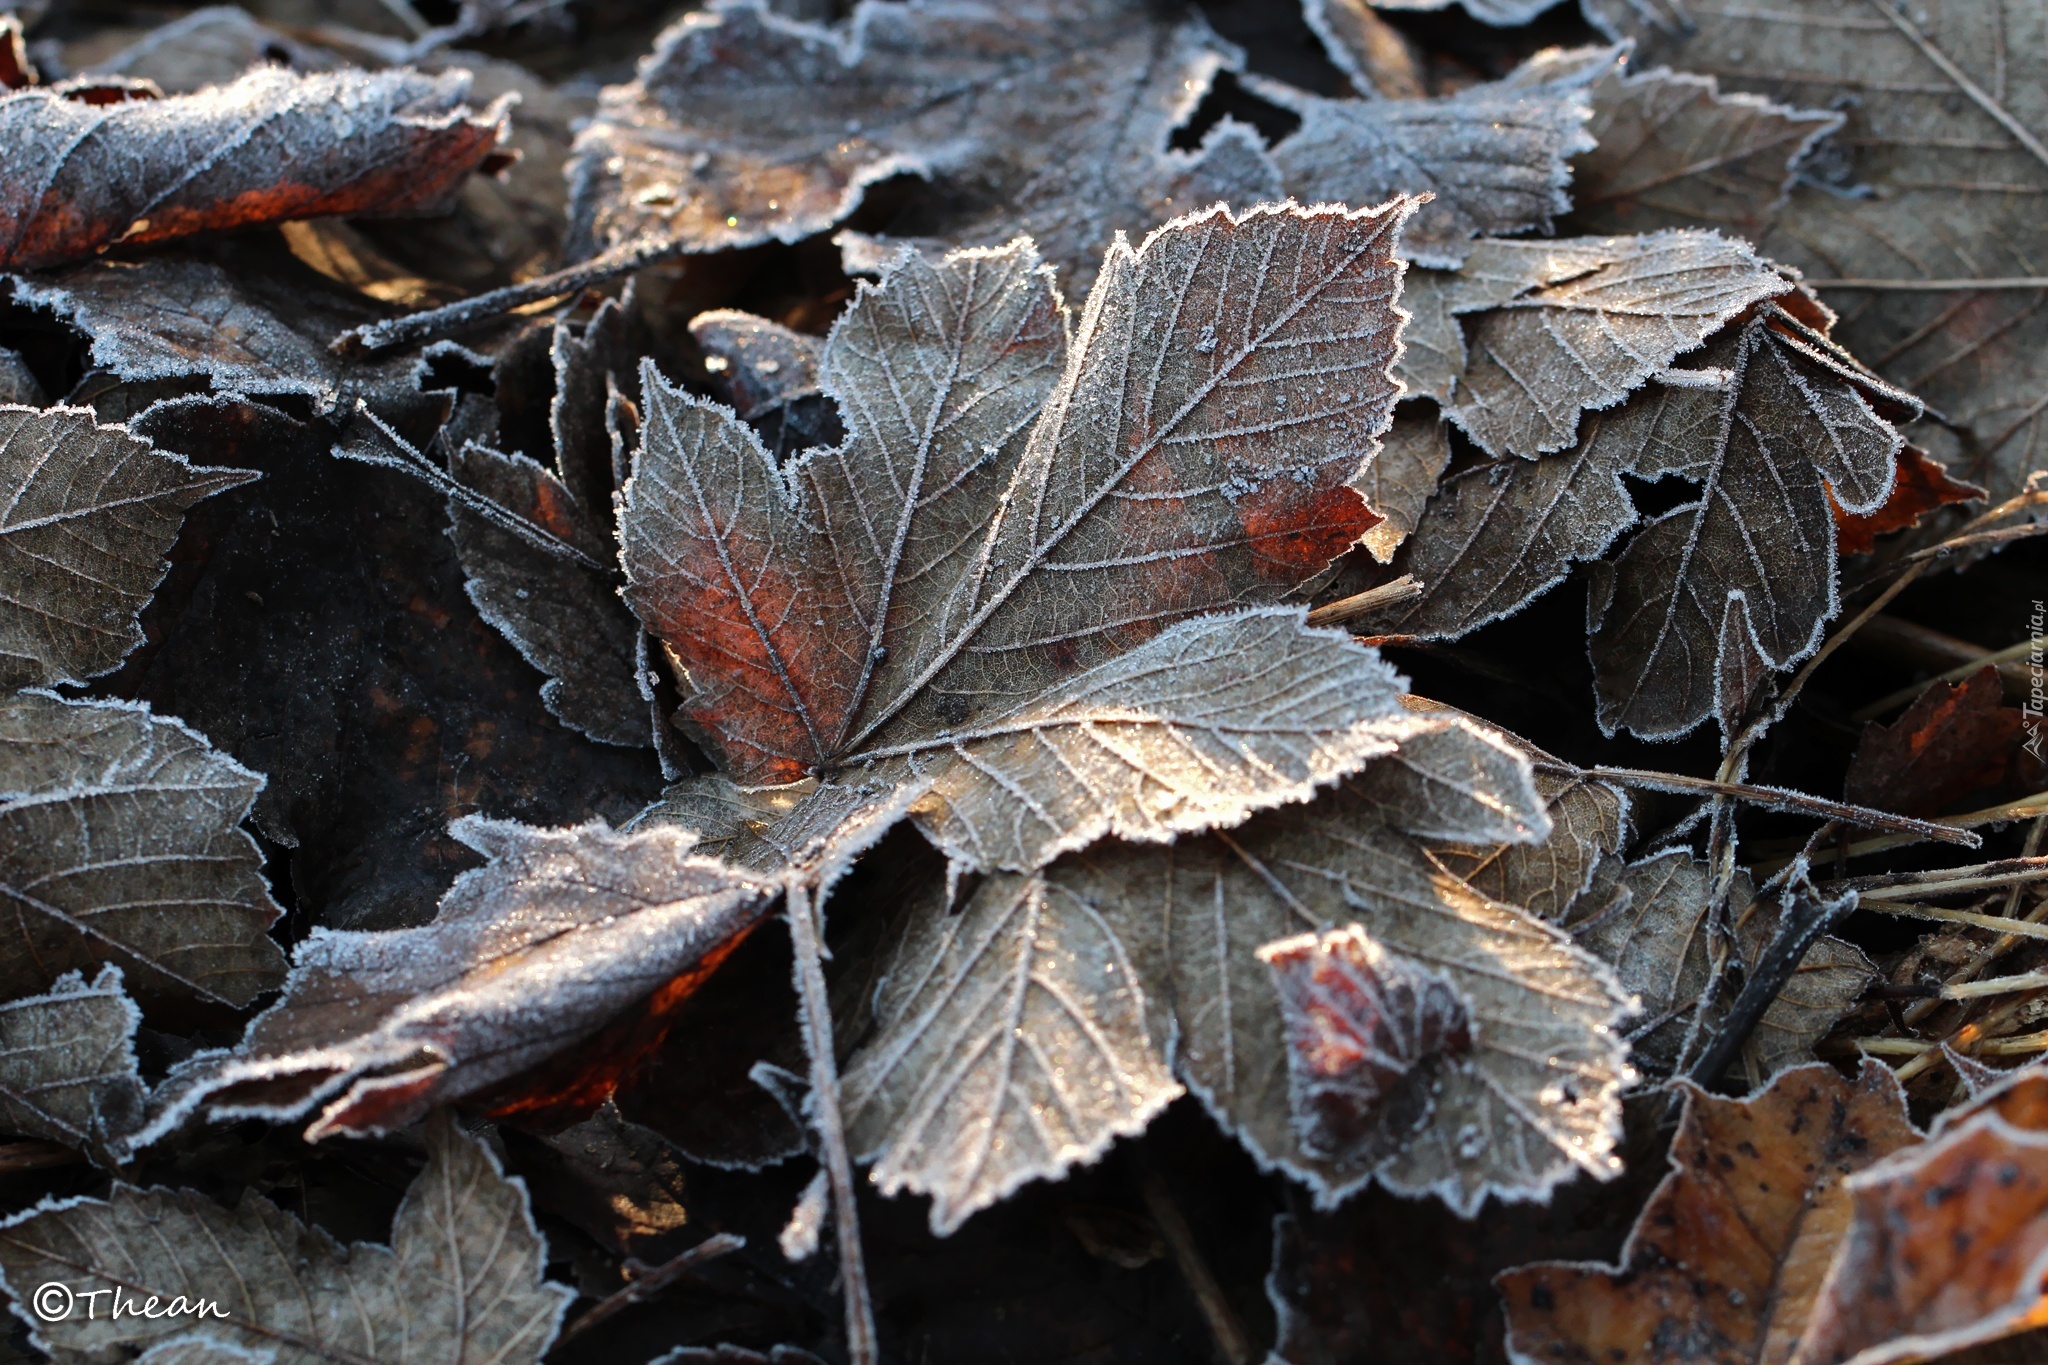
[552,1233,744,1349]
[1688,872,1856,1088]
[1590,767,1982,845]
[1137,1160,1253,1365]
[1808,277,2048,291]
[1303,574,1423,627]
[784,883,879,1365]
[1749,789,2048,873]
[1851,634,2044,721]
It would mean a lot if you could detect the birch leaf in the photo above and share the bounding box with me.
[1586,0,2048,504]
[623,204,1417,873]
[0,1114,572,1365]
[0,691,286,1013]
[0,66,509,271]
[1249,51,1610,270]
[0,965,144,1164]
[143,818,771,1145]
[0,404,253,690]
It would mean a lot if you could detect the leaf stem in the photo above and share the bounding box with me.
[1589,767,1981,845]
[784,883,879,1365]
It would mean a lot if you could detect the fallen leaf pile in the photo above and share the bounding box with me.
[0,3,2044,1363]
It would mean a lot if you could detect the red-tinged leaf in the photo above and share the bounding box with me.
[1833,446,1982,556]
[0,66,508,271]
[135,818,773,1147]
[1498,1061,1921,1365]
[1846,665,2046,818]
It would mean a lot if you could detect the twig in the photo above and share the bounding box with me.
[1809,277,2048,290]
[1750,789,2048,873]
[0,1140,84,1174]
[1942,970,2048,1001]
[1848,855,2048,900]
[1303,575,1423,628]
[1137,1160,1253,1365]
[1860,902,2048,941]
[784,883,879,1365]
[1589,767,1981,845]
[1688,873,1856,1088]
[1901,521,2048,560]
[1850,634,2044,720]
[552,1233,744,1348]
[333,237,693,354]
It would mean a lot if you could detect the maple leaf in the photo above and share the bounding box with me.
[1562,850,1873,1079]
[1566,60,1841,239]
[565,0,1253,294]
[142,817,771,1146]
[1498,1060,1922,1365]
[447,300,649,747]
[0,965,144,1165]
[1586,0,2048,506]
[1830,446,1981,556]
[0,691,286,1013]
[623,204,1421,874]
[0,65,509,271]
[840,717,1636,1231]
[0,404,253,691]
[1245,50,1611,271]
[0,1112,572,1363]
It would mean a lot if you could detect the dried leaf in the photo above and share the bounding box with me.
[0,965,144,1163]
[1569,63,1840,238]
[1353,408,1452,563]
[516,1101,694,1258]
[1344,0,1562,26]
[1249,51,1609,270]
[1567,851,1873,1080]
[1499,1061,1921,1365]
[0,1113,572,1363]
[1586,315,1910,738]
[0,66,508,271]
[567,0,1253,293]
[1846,665,2045,818]
[0,691,286,1013]
[1832,446,1981,556]
[1586,0,2048,504]
[143,817,771,1145]
[0,404,253,690]
[85,7,346,95]
[690,310,824,421]
[624,204,1413,870]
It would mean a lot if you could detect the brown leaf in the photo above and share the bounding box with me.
[0,691,287,1014]
[0,965,144,1164]
[1846,665,2044,818]
[1249,50,1609,270]
[0,66,508,271]
[1498,1060,1922,1365]
[142,817,771,1145]
[1568,62,1841,238]
[1832,446,1982,556]
[1586,0,2048,505]
[1796,1107,2048,1365]
[0,1113,572,1363]
[566,0,1256,295]
[1353,407,1452,563]
[0,404,253,690]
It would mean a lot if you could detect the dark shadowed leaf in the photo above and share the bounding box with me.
[0,404,252,690]
[0,965,144,1163]
[1845,665,2047,818]
[143,817,772,1145]
[0,1113,572,1363]
[0,691,286,1013]
[0,66,508,271]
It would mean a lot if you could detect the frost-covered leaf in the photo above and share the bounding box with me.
[1569,63,1841,237]
[690,309,824,421]
[0,1113,572,1364]
[1586,0,2048,505]
[0,404,252,690]
[0,692,286,1013]
[1499,1061,1920,1365]
[841,868,1183,1235]
[567,0,1260,293]
[0,965,143,1163]
[1587,313,1909,738]
[1249,51,1609,270]
[1353,408,1451,563]
[1418,232,1791,457]
[1566,851,1873,1079]
[0,66,508,271]
[145,817,771,1144]
[624,204,1414,872]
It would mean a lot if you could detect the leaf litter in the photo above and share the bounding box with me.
[0,3,2046,1363]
